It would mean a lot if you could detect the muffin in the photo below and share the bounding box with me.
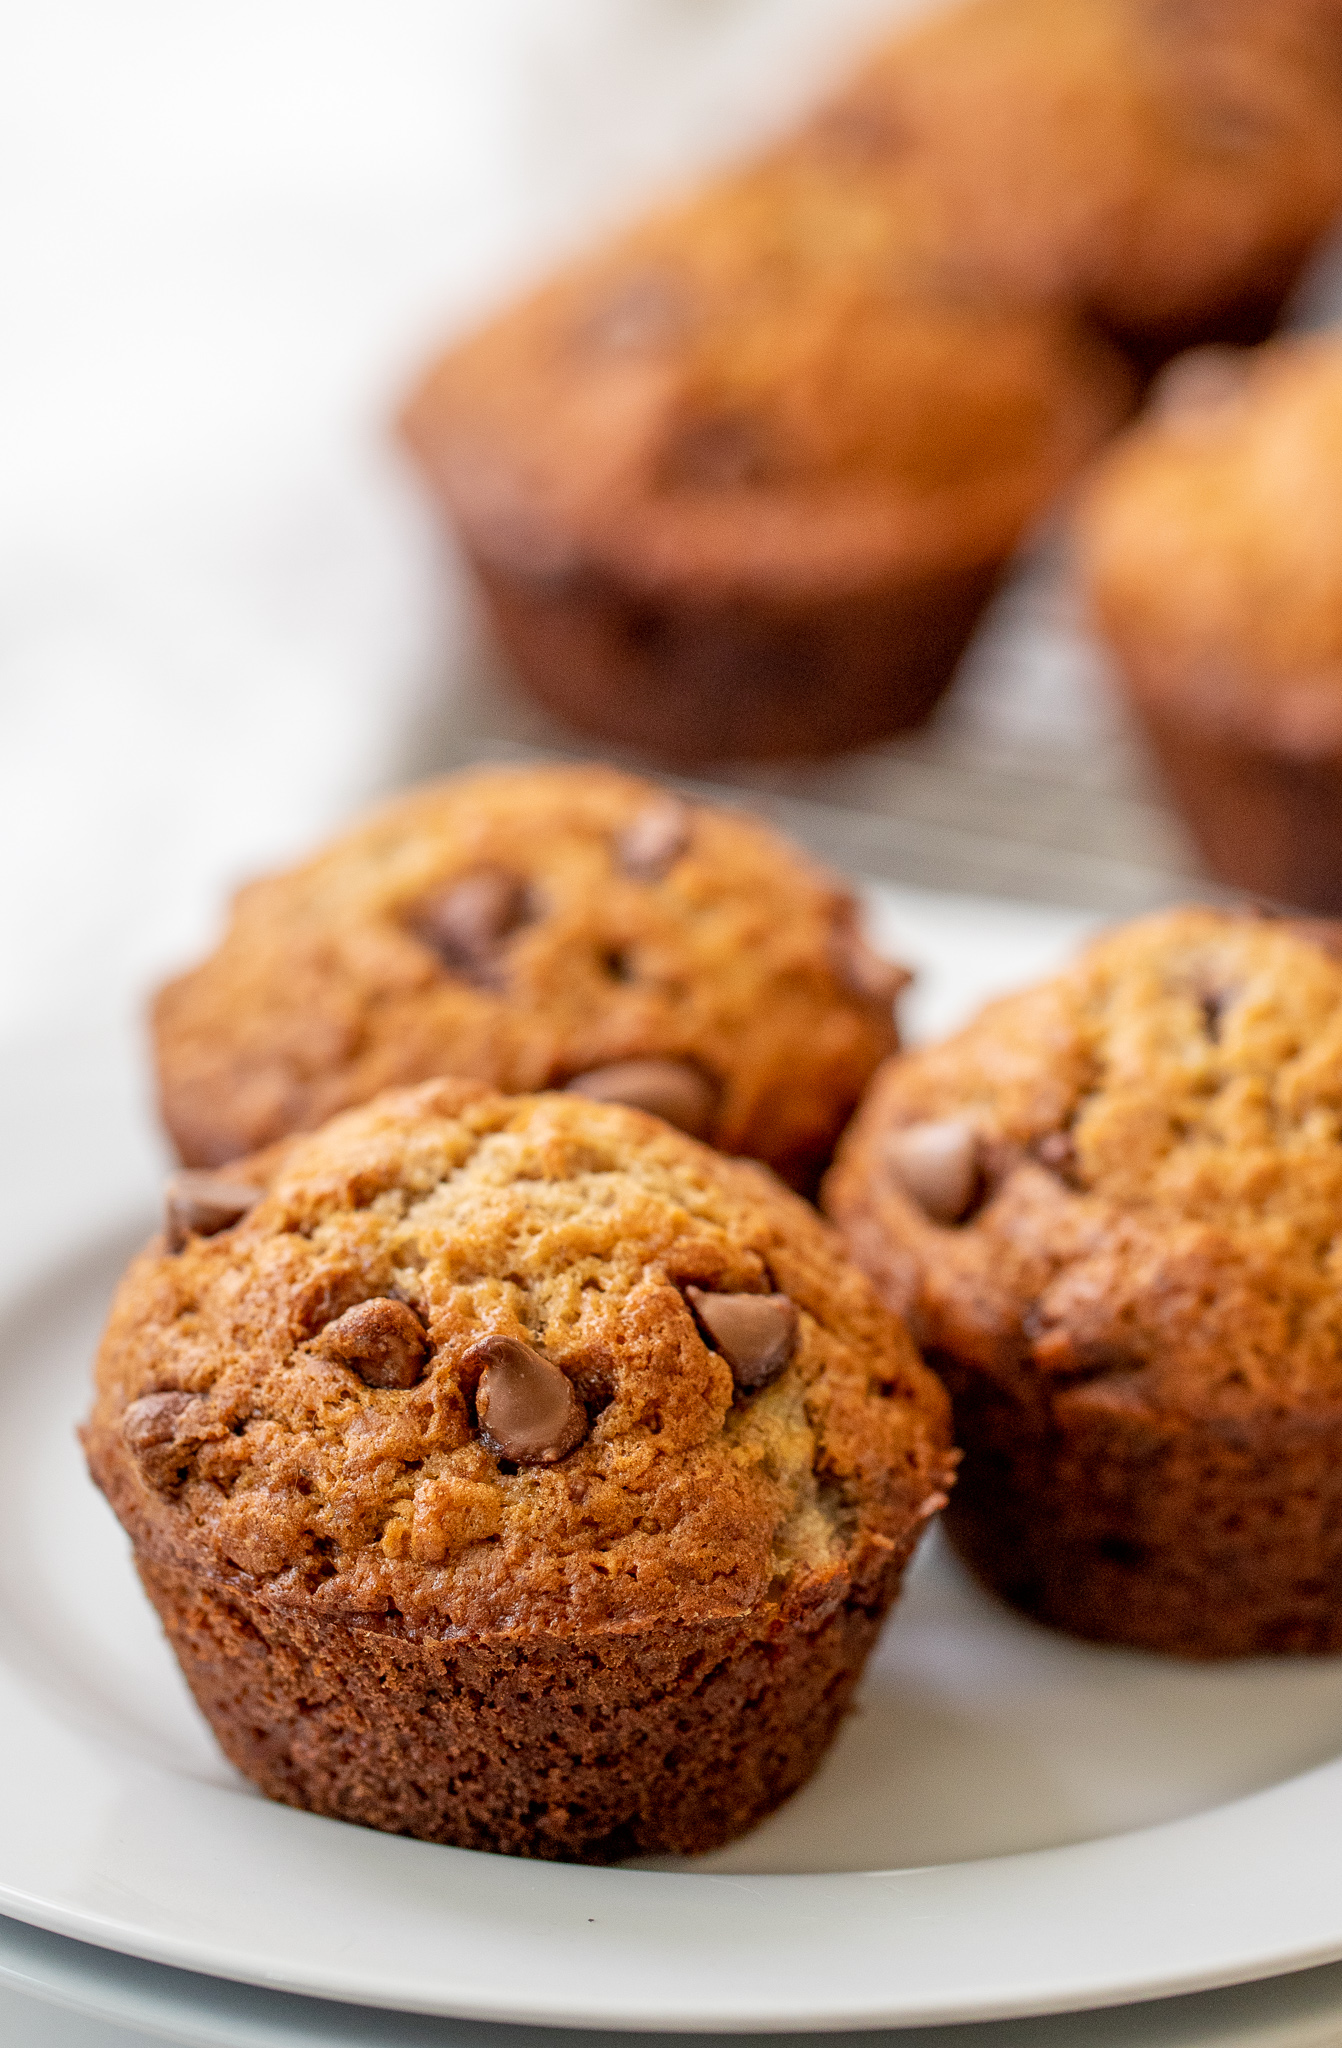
[401,150,1136,762]
[399,0,1342,765]
[1079,335,1342,913]
[826,906,1342,1659]
[802,0,1342,367]
[83,1080,954,1861]
[152,764,903,1191]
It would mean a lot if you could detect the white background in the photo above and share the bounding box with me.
[0,0,932,1297]
[0,0,929,1053]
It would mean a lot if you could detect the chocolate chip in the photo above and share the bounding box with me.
[123,1391,199,1490]
[164,1172,262,1255]
[661,413,770,490]
[124,1390,195,1452]
[469,1335,587,1465]
[616,795,691,881]
[831,917,908,1006]
[319,1297,430,1390]
[564,1058,717,1139]
[414,866,529,981]
[885,1119,979,1224]
[685,1287,798,1391]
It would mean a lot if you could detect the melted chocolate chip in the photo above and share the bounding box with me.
[164,1171,262,1255]
[564,1058,716,1139]
[469,1335,587,1465]
[885,1119,979,1224]
[414,866,529,982]
[616,795,691,881]
[319,1297,429,1389]
[685,1287,798,1391]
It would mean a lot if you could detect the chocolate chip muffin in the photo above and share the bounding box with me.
[826,906,1342,1659]
[1078,335,1342,913]
[83,1080,953,1861]
[152,764,903,1190]
[808,0,1342,369]
[399,0,1342,766]
[401,152,1135,763]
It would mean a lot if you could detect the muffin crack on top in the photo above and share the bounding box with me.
[152,764,902,1191]
[90,1080,950,1638]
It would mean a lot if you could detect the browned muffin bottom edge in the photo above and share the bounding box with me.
[133,1541,911,1862]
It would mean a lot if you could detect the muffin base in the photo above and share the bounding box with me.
[936,1351,1342,1659]
[474,555,999,764]
[135,1549,900,1861]
[1135,701,1342,914]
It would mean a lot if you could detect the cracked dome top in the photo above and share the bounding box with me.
[826,907,1342,1412]
[86,1080,952,1641]
[152,763,902,1190]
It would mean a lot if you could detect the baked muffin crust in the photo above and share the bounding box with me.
[827,907,1342,1657]
[153,765,901,1187]
[85,1082,952,1857]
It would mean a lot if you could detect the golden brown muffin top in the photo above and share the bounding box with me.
[85,1082,952,1641]
[826,908,1342,1415]
[402,144,1135,603]
[805,0,1342,356]
[152,764,900,1187]
[1079,335,1342,752]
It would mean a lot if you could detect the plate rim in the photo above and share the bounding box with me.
[4,1770,1342,2035]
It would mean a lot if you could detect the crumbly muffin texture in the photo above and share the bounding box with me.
[89,1081,949,1640]
[826,908,1342,1656]
[153,765,900,1187]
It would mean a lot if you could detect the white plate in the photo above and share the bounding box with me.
[6,883,1342,2034]
[10,1911,1342,2048]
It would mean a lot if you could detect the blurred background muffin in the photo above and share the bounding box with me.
[805,0,1342,366]
[402,170,1134,763]
[1078,333,1342,912]
[403,0,1342,769]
